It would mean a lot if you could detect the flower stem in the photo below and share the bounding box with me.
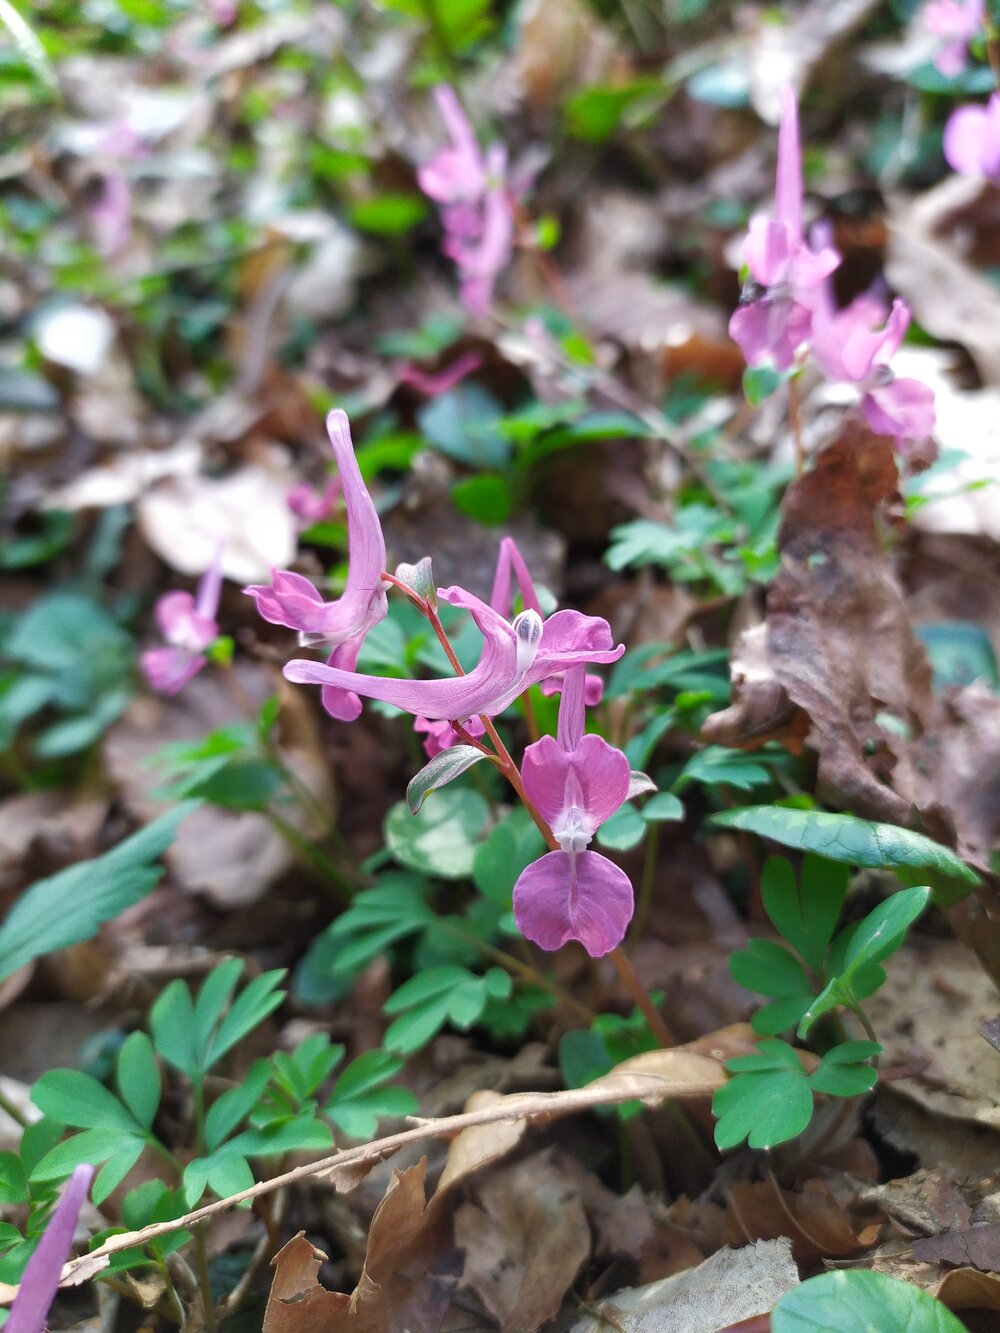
[629,820,661,948]
[608,946,675,1048]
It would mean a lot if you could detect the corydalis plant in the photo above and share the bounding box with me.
[417,85,514,317]
[731,88,935,451]
[141,548,223,696]
[252,410,636,956]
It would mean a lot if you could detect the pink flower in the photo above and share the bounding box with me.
[729,87,840,370]
[490,536,604,705]
[284,588,623,722]
[418,87,514,316]
[943,92,1000,179]
[398,351,483,397]
[809,284,936,445]
[414,715,486,758]
[7,1165,94,1333]
[141,549,223,695]
[287,478,341,527]
[512,667,633,957]
[924,0,984,76]
[246,410,388,722]
[89,122,146,258]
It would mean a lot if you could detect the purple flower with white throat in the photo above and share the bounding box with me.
[944,92,1000,180]
[512,667,633,957]
[729,86,840,370]
[6,1164,94,1333]
[284,587,623,723]
[808,282,936,446]
[490,536,605,705]
[418,86,514,317]
[245,410,388,721]
[923,0,984,76]
[141,548,223,695]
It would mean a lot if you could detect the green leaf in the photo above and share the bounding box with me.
[116,1033,160,1130]
[712,1040,813,1150]
[193,959,245,1063]
[324,1051,418,1139]
[0,1153,27,1204]
[204,969,286,1070]
[385,788,490,879]
[761,854,849,975]
[809,1042,881,1099]
[31,1128,141,1184]
[595,802,646,851]
[771,1269,968,1332]
[205,1061,271,1152]
[406,745,488,814]
[150,980,197,1077]
[642,792,684,823]
[349,193,428,235]
[183,1152,256,1209]
[798,888,930,1037]
[451,474,513,525]
[473,810,546,906]
[92,1140,145,1205]
[417,385,509,470]
[728,940,812,1000]
[743,365,784,407]
[383,966,509,1054]
[0,805,191,983]
[323,875,434,975]
[675,746,773,793]
[32,1070,141,1135]
[225,1116,332,1159]
[710,806,978,901]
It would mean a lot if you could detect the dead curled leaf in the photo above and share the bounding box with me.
[724,1173,881,1268]
[61,1041,735,1288]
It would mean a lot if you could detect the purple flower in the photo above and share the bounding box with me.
[286,478,341,526]
[729,86,840,370]
[7,1164,94,1333]
[924,0,984,76]
[943,92,1000,179]
[809,284,936,446]
[246,410,388,722]
[490,536,604,705]
[284,587,623,722]
[418,87,514,316]
[141,548,223,695]
[414,715,486,758]
[512,668,633,957]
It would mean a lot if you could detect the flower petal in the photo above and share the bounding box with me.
[7,1164,94,1333]
[521,734,630,839]
[513,850,634,957]
[141,646,206,695]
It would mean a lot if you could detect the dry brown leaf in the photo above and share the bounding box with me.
[569,1238,799,1333]
[264,1233,350,1332]
[454,1149,590,1331]
[703,425,931,824]
[913,1223,1000,1272]
[937,1266,1000,1314]
[511,0,626,112]
[887,177,1000,387]
[724,1174,879,1267]
[863,1168,972,1237]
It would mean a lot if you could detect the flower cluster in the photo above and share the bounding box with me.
[248,409,634,957]
[417,86,514,317]
[730,87,935,449]
[923,0,984,75]
[141,548,223,695]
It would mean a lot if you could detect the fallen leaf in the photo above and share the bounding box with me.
[569,1237,799,1333]
[454,1149,591,1330]
[887,177,1000,388]
[724,1174,879,1267]
[913,1223,1000,1271]
[936,1266,1000,1315]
